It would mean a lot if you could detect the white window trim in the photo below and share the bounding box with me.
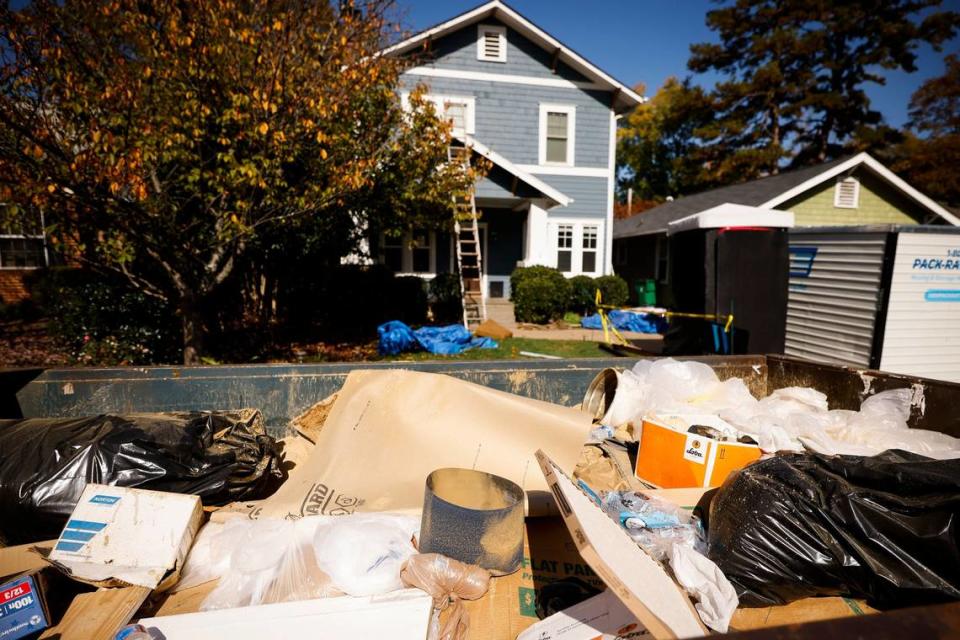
[399,92,476,136]
[833,176,860,209]
[381,231,437,276]
[476,24,506,63]
[549,219,603,276]
[0,234,47,270]
[539,104,576,167]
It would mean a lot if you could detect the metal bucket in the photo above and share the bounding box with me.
[418,468,524,576]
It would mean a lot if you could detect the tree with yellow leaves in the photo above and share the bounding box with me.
[0,0,478,363]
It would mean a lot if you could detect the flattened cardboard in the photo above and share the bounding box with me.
[257,370,592,519]
[48,484,202,590]
[517,590,648,640]
[536,450,706,639]
[138,589,432,640]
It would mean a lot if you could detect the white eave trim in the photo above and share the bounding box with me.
[381,0,643,112]
[761,152,960,226]
[456,133,572,208]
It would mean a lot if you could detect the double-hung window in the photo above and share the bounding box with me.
[556,224,573,272]
[539,104,575,166]
[554,222,603,275]
[581,226,598,273]
[381,230,436,275]
[0,237,45,268]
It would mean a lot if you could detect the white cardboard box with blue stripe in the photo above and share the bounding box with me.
[48,484,203,590]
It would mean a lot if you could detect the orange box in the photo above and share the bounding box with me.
[635,414,762,488]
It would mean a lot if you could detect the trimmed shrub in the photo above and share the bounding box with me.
[568,275,598,315]
[512,266,570,324]
[595,274,630,308]
[509,265,562,302]
[429,273,463,324]
[388,276,429,325]
[31,268,181,365]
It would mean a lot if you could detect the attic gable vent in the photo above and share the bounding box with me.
[834,176,860,208]
[477,24,506,62]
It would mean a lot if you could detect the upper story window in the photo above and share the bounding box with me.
[834,176,860,209]
[0,237,46,268]
[539,104,576,166]
[477,24,506,63]
[423,94,476,136]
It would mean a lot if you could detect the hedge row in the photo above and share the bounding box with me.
[510,266,628,324]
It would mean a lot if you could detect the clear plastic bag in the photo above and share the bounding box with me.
[400,553,490,640]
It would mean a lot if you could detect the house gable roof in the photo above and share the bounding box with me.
[614,152,960,238]
[382,1,643,113]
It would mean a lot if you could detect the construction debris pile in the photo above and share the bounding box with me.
[2,357,960,640]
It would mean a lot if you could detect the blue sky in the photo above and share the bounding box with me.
[399,0,960,129]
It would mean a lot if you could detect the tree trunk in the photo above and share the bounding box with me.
[181,299,204,365]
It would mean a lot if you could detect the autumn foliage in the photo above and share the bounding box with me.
[0,0,477,363]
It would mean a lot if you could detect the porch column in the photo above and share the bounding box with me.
[523,201,551,267]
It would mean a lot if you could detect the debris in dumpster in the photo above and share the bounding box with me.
[420,468,524,576]
[517,589,645,640]
[0,569,53,640]
[47,484,202,590]
[46,583,152,639]
[176,513,418,609]
[377,320,497,355]
[252,369,592,519]
[536,450,707,638]
[401,553,491,640]
[474,318,513,340]
[635,413,762,488]
[137,588,434,640]
[700,449,960,609]
[534,577,602,619]
[0,410,284,543]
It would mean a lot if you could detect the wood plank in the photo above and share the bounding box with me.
[0,539,56,578]
[730,597,876,632]
[41,585,151,640]
[151,581,219,617]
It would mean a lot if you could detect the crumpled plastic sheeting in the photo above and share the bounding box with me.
[378,320,497,355]
[602,359,960,460]
[670,544,738,633]
[176,513,419,610]
[401,553,490,640]
[581,310,666,334]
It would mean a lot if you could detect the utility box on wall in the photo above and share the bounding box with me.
[786,226,960,383]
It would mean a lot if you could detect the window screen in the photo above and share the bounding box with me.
[545,112,569,163]
[557,224,573,272]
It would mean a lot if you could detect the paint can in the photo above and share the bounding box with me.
[418,468,524,576]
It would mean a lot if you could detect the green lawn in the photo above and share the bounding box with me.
[381,336,606,361]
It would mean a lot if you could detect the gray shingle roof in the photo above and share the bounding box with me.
[614,156,852,238]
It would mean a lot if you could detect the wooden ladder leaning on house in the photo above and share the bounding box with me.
[449,145,486,328]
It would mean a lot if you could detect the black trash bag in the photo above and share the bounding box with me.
[698,450,960,609]
[0,410,286,544]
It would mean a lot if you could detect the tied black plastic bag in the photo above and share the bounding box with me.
[699,450,960,608]
[0,410,285,544]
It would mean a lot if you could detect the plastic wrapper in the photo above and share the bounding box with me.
[599,490,703,561]
[0,411,284,543]
[699,450,960,608]
[176,513,418,610]
[400,553,490,640]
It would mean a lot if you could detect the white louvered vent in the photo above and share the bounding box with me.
[477,24,506,62]
[834,177,860,208]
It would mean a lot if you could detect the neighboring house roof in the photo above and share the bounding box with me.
[457,133,572,208]
[614,152,960,238]
[382,0,644,114]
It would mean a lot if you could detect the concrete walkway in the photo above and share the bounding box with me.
[486,300,663,343]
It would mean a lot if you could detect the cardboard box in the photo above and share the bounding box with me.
[0,571,51,640]
[636,414,761,488]
[48,484,203,590]
[517,590,646,640]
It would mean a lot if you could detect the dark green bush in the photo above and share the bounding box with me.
[595,274,630,308]
[509,265,562,302]
[568,275,598,315]
[429,273,463,324]
[389,276,428,325]
[512,266,570,324]
[31,268,181,365]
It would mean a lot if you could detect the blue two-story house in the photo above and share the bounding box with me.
[381,0,642,301]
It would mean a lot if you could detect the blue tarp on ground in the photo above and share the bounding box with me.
[377,321,498,356]
[581,310,665,334]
